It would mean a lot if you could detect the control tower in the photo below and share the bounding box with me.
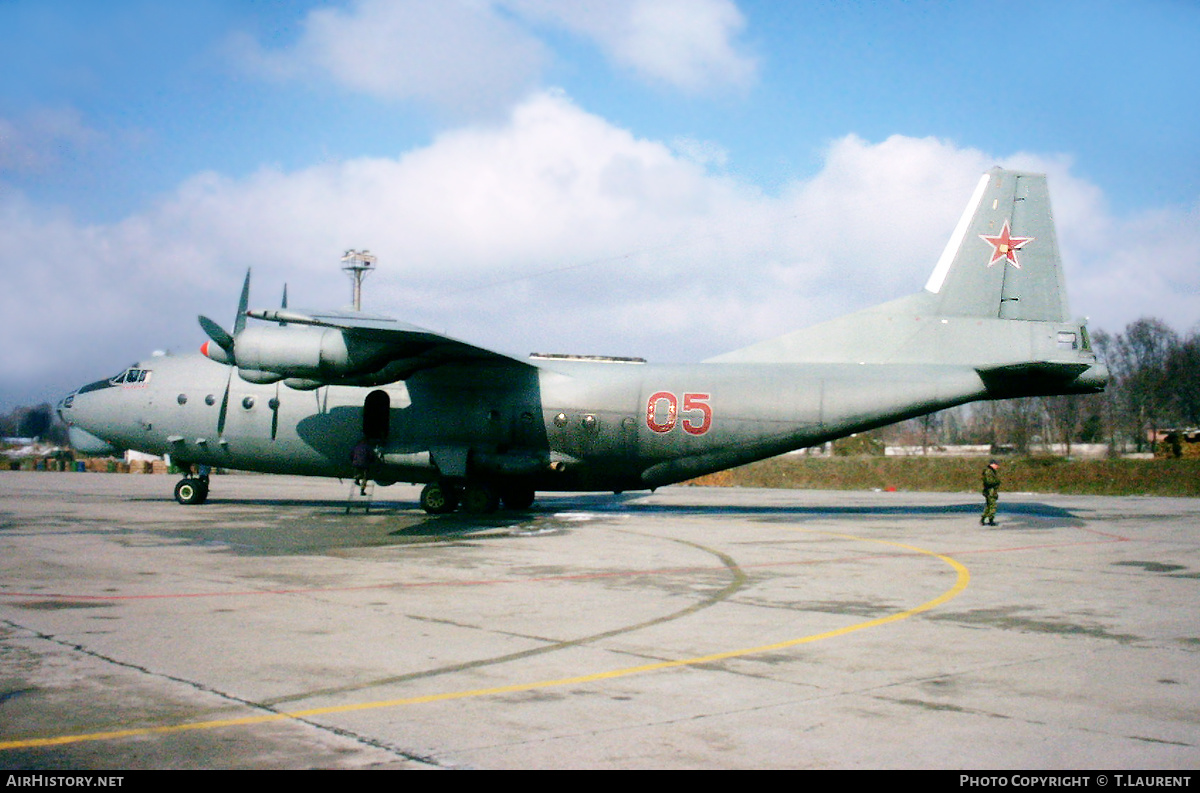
[340,249,376,311]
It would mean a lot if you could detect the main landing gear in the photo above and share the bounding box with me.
[174,475,210,505]
[419,481,535,515]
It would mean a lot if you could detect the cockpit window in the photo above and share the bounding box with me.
[111,367,151,385]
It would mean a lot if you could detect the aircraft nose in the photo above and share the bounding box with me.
[59,385,120,455]
[56,390,77,423]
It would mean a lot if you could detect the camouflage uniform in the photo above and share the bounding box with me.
[981,463,1000,525]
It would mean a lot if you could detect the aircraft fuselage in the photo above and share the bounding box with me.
[58,168,1108,512]
[60,336,1097,497]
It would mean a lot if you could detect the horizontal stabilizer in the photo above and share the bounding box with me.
[977,361,1106,398]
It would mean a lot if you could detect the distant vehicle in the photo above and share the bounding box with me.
[60,168,1107,513]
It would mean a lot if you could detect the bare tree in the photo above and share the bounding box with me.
[1166,329,1200,425]
[1041,394,1082,456]
[1116,318,1179,451]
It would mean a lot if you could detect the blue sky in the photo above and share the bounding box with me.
[2,0,1198,409]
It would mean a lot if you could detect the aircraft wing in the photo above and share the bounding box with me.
[241,307,534,383]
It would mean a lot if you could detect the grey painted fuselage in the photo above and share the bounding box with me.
[60,168,1107,505]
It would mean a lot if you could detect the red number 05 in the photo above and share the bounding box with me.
[646,392,712,435]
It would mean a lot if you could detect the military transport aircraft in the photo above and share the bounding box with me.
[59,168,1107,514]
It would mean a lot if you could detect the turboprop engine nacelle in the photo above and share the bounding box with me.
[199,338,284,383]
[235,325,350,374]
[212,325,391,381]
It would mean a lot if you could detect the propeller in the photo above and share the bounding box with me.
[198,269,250,438]
[199,269,251,365]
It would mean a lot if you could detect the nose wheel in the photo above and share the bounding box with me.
[174,476,210,505]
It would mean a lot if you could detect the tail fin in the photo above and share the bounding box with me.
[707,167,1095,371]
[923,167,1069,322]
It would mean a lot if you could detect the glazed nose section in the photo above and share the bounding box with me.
[56,391,75,423]
[59,386,118,455]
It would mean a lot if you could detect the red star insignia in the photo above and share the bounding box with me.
[979,220,1033,268]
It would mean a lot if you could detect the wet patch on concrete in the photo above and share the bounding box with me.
[928,607,1141,643]
[705,500,1088,529]
[730,594,898,618]
[892,698,971,714]
[890,697,1014,719]
[132,507,553,556]
[797,599,898,617]
[737,652,797,666]
[1113,561,1188,574]
[10,601,115,611]
[0,688,33,705]
[1130,735,1193,747]
[501,690,567,704]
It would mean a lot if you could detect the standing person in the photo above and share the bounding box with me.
[351,439,374,496]
[981,461,1000,525]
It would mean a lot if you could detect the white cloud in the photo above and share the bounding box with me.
[1,91,1196,409]
[510,0,757,92]
[235,0,547,113]
[0,108,102,174]
[233,0,757,108]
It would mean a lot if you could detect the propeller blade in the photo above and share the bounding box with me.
[198,315,235,352]
[270,384,280,441]
[217,369,232,436]
[234,268,251,335]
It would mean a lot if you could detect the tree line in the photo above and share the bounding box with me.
[0,403,67,444]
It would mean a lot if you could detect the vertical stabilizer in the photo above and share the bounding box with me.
[925,168,1069,322]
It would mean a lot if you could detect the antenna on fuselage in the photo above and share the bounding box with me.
[340,249,376,312]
